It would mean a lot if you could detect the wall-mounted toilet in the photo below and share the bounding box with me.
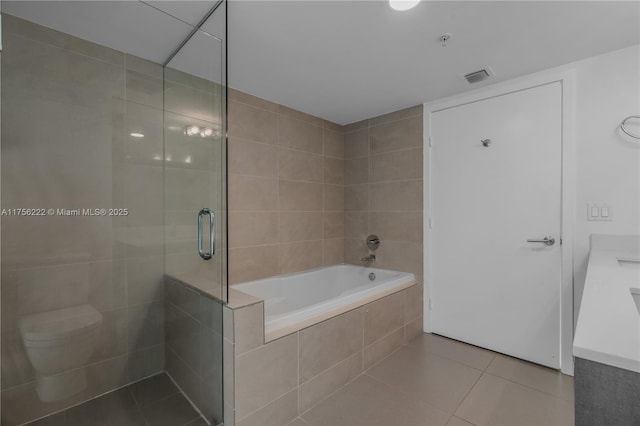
[19,304,102,402]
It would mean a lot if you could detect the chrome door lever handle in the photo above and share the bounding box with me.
[527,237,555,246]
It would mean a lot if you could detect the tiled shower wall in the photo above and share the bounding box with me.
[0,16,166,424]
[343,105,424,331]
[227,90,345,284]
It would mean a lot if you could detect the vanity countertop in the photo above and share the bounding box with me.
[573,234,640,373]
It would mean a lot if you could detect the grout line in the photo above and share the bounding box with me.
[164,371,208,426]
[482,370,575,403]
[367,111,423,129]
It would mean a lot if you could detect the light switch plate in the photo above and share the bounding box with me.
[587,203,613,221]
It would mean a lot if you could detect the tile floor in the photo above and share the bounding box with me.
[294,333,575,426]
[26,374,206,426]
[25,333,574,426]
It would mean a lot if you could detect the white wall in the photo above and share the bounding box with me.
[424,43,640,345]
[572,44,640,321]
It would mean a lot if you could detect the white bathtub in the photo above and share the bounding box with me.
[232,264,416,341]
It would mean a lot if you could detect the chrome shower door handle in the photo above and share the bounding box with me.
[526,236,555,246]
[198,208,215,260]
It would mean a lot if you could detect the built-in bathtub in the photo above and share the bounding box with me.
[224,264,421,425]
[233,264,416,341]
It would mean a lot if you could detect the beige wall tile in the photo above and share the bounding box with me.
[164,80,219,123]
[364,326,405,369]
[370,115,422,155]
[344,239,368,265]
[279,181,323,211]
[323,238,345,266]
[323,185,344,212]
[370,147,423,183]
[323,157,344,185]
[235,334,298,420]
[279,149,324,183]
[324,129,344,159]
[344,157,369,185]
[344,119,368,133]
[229,245,278,284]
[298,352,363,413]
[369,105,423,127]
[279,212,323,243]
[370,211,423,242]
[236,388,298,426]
[4,15,124,66]
[279,105,324,127]
[370,180,422,212]
[127,255,164,305]
[229,88,278,112]
[126,69,163,109]
[229,100,277,145]
[344,184,369,212]
[299,308,363,383]
[364,291,405,345]
[324,120,343,134]
[375,240,423,277]
[323,212,344,239]
[344,212,370,239]
[234,303,265,356]
[229,212,278,248]
[224,339,235,409]
[278,240,324,275]
[344,128,369,159]
[405,317,424,343]
[279,116,323,154]
[404,284,423,324]
[229,139,278,178]
[229,175,278,211]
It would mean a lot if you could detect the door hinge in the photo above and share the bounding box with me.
[428,136,432,147]
[428,218,432,229]
[428,298,432,310]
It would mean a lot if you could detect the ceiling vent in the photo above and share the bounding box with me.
[464,69,491,84]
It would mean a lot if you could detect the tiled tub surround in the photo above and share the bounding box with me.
[1,15,166,425]
[165,277,224,425]
[343,105,424,337]
[223,281,421,426]
[227,90,345,284]
[233,264,416,341]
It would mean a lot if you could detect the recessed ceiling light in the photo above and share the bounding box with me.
[389,0,420,11]
[130,132,144,138]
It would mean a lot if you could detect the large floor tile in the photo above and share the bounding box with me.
[408,334,495,371]
[128,373,180,406]
[486,354,574,401]
[446,416,476,426]
[367,345,483,413]
[455,374,574,426]
[64,389,146,426]
[140,393,201,426]
[301,375,450,426]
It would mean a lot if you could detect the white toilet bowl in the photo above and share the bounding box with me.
[19,304,103,402]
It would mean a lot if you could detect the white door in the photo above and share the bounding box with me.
[430,82,562,368]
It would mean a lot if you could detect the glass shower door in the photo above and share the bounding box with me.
[163,10,227,303]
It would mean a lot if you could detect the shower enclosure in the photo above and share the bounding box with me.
[0,1,227,424]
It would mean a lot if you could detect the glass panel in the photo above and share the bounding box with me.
[163,5,227,303]
[0,1,226,424]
